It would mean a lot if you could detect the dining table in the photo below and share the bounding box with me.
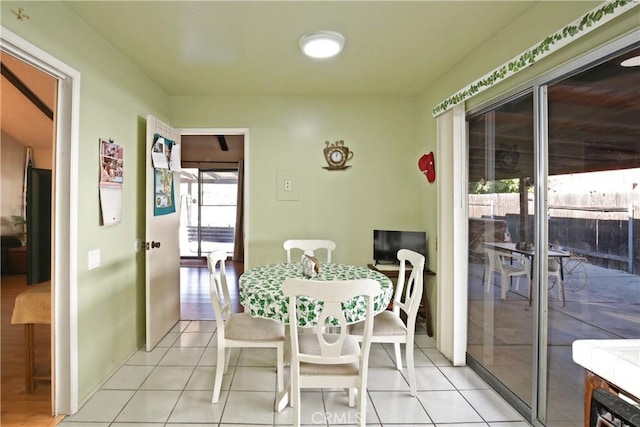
[238,262,394,412]
[483,241,570,304]
[239,262,394,327]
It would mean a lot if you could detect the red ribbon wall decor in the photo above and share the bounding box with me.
[418,152,436,183]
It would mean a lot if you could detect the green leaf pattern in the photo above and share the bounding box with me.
[239,263,393,326]
[432,0,637,117]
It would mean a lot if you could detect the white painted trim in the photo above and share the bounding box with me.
[433,0,639,117]
[0,26,80,415]
[436,108,454,359]
[451,104,468,366]
[436,104,468,365]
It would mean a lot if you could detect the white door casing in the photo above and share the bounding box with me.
[1,26,80,414]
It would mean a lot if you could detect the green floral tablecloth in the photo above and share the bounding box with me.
[239,263,393,326]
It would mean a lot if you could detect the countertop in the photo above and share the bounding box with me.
[572,339,640,399]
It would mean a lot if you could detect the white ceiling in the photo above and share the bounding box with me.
[2,1,543,149]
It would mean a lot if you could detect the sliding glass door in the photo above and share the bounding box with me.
[179,168,238,258]
[543,46,640,426]
[467,92,536,411]
[466,43,640,425]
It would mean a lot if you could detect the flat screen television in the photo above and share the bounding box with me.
[373,230,427,267]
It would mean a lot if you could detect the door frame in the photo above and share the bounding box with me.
[179,128,249,265]
[1,27,80,414]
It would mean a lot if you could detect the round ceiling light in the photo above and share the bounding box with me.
[299,31,345,59]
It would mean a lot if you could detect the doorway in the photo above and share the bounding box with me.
[1,49,56,425]
[1,28,79,419]
[178,131,246,320]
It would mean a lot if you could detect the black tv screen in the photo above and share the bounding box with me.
[373,230,427,266]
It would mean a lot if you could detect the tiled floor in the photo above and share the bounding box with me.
[59,320,528,426]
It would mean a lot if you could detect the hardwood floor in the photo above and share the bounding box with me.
[180,259,244,319]
[1,274,61,427]
[0,260,243,426]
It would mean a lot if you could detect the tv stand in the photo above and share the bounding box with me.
[368,263,434,337]
[372,263,402,272]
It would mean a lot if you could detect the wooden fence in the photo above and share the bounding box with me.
[469,193,639,274]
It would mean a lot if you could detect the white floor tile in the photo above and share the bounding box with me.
[231,366,277,391]
[159,347,205,365]
[374,423,432,427]
[274,391,325,425]
[487,422,531,427]
[382,345,436,367]
[237,347,280,366]
[412,366,457,391]
[368,347,396,367]
[221,390,276,424]
[157,332,180,347]
[220,425,265,427]
[422,348,453,366]
[417,390,483,423]
[415,334,437,348]
[63,390,134,422]
[197,346,220,366]
[110,424,164,427]
[184,320,217,333]
[461,389,524,422]
[434,424,488,427]
[439,366,491,390]
[175,331,214,347]
[169,424,217,427]
[171,320,192,333]
[412,347,437,367]
[114,390,181,423]
[367,367,410,391]
[186,365,216,390]
[57,422,111,426]
[167,390,226,424]
[71,312,526,427]
[102,365,154,390]
[323,390,380,425]
[125,347,168,366]
[368,391,431,424]
[140,366,195,390]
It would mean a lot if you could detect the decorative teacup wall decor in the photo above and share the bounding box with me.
[323,140,353,170]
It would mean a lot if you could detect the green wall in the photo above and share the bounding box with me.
[1,1,170,402]
[171,95,422,268]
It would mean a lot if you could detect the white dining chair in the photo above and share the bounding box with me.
[484,247,529,300]
[207,249,285,404]
[283,239,336,263]
[350,248,424,396]
[282,277,380,427]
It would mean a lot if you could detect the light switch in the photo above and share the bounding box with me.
[277,170,299,201]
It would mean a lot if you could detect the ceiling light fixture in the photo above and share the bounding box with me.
[299,31,345,59]
[620,55,640,67]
